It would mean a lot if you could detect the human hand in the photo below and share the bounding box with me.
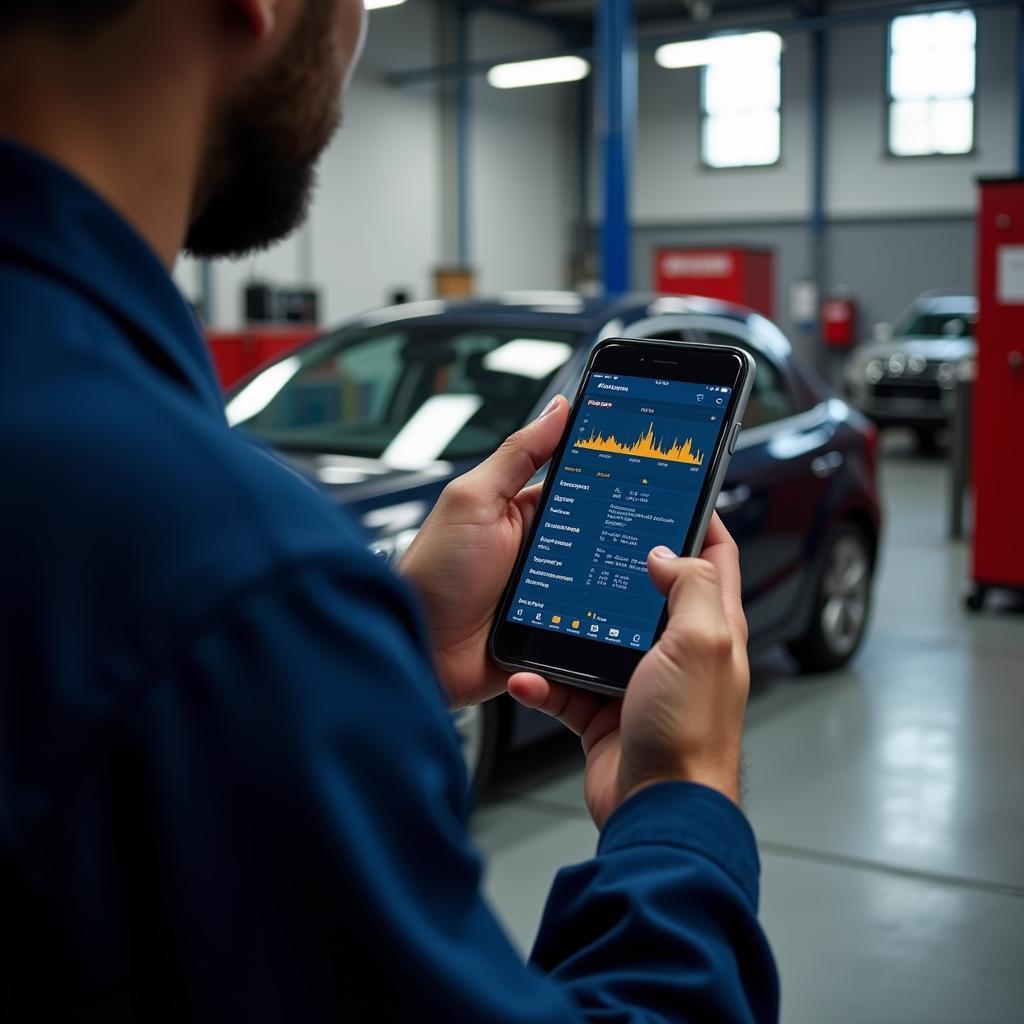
[397,396,569,708]
[507,515,749,829]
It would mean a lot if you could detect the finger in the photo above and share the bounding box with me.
[508,673,602,737]
[511,481,543,529]
[695,514,746,644]
[645,548,734,656]
[460,396,568,503]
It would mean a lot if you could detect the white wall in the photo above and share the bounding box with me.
[468,14,577,293]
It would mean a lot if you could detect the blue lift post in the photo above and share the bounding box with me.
[596,0,636,295]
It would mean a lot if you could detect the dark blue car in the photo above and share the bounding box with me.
[227,292,882,791]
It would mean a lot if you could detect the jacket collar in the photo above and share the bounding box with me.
[0,137,224,418]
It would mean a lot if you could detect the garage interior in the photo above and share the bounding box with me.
[173,1,1024,1022]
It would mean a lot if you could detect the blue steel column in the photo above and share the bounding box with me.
[810,24,828,373]
[456,3,471,266]
[596,0,636,294]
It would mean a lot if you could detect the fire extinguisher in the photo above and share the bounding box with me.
[822,295,857,348]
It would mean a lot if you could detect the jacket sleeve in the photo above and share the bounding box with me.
[106,556,777,1023]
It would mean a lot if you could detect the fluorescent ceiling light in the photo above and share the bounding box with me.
[655,31,782,70]
[364,0,406,10]
[487,56,590,89]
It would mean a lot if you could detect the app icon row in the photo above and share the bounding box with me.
[514,605,643,645]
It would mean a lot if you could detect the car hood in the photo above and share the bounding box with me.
[856,337,975,363]
[275,450,467,537]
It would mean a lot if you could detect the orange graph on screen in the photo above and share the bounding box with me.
[574,422,704,465]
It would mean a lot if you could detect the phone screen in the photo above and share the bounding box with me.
[505,370,732,652]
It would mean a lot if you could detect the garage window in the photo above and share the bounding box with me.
[888,10,976,157]
[701,36,781,168]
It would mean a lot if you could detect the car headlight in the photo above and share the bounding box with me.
[864,359,884,384]
[887,354,906,376]
[956,358,976,383]
[936,362,957,388]
[907,354,927,374]
[370,528,419,563]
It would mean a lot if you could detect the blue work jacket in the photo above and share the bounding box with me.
[0,139,778,1022]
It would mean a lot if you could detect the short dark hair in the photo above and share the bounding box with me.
[0,0,140,33]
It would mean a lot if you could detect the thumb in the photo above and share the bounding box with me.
[645,546,731,654]
[467,395,568,501]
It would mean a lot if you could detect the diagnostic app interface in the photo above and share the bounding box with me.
[507,372,731,651]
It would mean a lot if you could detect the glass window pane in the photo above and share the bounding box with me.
[704,59,779,115]
[931,49,975,99]
[888,10,975,156]
[890,100,932,156]
[891,13,931,52]
[931,10,976,50]
[704,111,779,168]
[704,61,750,115]
[891,50,938,100]
[702,53,780,166]
[745,110,780,165]
[931,98,973,153]
[704,113,744,167]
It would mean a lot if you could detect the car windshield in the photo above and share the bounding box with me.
[896,310,976,339]
[227,323,580,466]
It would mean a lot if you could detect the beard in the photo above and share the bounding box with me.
[184,0,341,259]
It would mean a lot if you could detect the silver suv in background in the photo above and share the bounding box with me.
[844,292,976,449]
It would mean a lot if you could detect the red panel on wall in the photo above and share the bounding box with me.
[207,327,319,392]
[654,247,774,318]
[972,179,1024,592]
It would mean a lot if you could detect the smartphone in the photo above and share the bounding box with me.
[489,337,754,696]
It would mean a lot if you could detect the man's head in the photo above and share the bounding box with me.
[0,0,367,260]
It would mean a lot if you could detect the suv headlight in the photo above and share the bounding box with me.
[864,359,884,384]
[956,357,976,383]
[936,362,957,389]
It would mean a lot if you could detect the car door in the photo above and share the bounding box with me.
[624,315,841,641]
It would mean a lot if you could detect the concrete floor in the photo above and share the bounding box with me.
[472,435,1024,1024]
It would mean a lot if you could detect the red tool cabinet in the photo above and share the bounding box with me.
[654,247,774,318]
[969,179,1024,605]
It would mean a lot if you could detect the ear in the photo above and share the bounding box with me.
[225,0,280,40]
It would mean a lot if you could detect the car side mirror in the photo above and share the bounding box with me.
[873,322,893,343]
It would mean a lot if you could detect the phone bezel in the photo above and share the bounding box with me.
[488,337,753,695]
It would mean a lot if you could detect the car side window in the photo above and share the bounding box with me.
[701,331,796,430]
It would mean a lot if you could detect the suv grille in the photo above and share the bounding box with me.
[873,381,942,401]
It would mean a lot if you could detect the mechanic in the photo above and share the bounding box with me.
[0,2,778,1020]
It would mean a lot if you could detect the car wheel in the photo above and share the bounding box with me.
[450,701,501,801]
[787,522,874,673]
